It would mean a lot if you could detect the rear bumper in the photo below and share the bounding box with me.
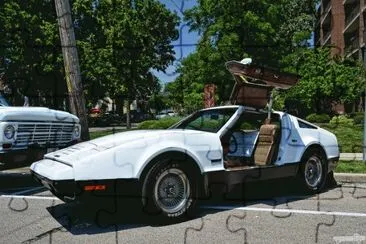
[31,170,140,202]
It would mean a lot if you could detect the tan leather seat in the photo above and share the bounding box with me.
[254,124,279,165]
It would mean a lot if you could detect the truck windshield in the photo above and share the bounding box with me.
[171,107,237,133]
[0,95,10,106]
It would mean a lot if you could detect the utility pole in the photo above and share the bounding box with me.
[363,47,366,162]
[54,0,89,140]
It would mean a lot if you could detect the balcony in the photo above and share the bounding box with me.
[320,0,331,23]
[324,1,331,13]
[345,5,360,28]
[345,36,360,56]
[323,30,331,44]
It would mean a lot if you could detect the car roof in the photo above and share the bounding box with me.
[200,105,284,116]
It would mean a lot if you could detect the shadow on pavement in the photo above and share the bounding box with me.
[46,176,340,236]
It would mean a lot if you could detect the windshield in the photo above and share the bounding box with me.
[0,95,10,106]
[171,107,237,133]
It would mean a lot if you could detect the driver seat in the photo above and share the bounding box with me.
[254,121,279,166]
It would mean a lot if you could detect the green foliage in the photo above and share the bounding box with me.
[329,115,354,127]
[74,0,179,102]
[165,0,317,111]
[138,117,182,129]
[335,161,366,173]
[0,0,179,112]
[282,47,365,114]
[0,0,66,107]
[305,113,330,123]
[321,123,362,153]
[353,114,364,125]
[349,112,364,118]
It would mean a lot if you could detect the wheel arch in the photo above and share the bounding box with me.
[138,150,203,181]
[302,143,328,161]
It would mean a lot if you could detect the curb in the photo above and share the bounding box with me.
[334,173,366,183]
[339,153,363,161]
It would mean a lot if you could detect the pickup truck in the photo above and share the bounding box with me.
[0,95,80,169]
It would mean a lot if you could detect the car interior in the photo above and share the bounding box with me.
[222,111,281,170]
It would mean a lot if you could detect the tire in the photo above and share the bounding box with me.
[142,160,197,220]
[299,149,327,193]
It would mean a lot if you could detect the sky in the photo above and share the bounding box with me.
[153,0,199,84]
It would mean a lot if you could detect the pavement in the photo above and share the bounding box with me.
[0,181,365,243]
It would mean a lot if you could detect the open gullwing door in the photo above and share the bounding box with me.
[226,60,300,109]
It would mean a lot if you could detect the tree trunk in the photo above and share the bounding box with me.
[125,99,131,129]
[54,0,89,140]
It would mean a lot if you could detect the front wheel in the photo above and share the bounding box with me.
[299,150,327,193]
[142,162,196,219]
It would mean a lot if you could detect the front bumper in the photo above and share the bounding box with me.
[0,148,47,168]
[0,140,78,168]
[31,170,140,202]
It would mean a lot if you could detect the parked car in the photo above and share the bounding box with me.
[0,95,80,169]
[155,109,177,120]
[30,59,339,220]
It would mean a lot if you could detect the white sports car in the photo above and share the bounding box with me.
[30,60,339,219]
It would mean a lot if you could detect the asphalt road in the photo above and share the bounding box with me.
[0,179,365,244]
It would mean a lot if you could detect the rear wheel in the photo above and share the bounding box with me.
[299,150,327,193]
[142,161,197,220]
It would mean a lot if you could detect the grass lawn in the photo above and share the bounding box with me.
[319,124,363,153]
[335,160,366,173]
[89,129,128,140]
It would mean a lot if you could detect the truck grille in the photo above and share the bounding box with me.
[14,122,75,147]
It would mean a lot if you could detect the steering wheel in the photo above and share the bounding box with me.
[228,135,238,154]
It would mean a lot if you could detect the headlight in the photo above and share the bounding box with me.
[4,125,15,139]
[73,125,80,138]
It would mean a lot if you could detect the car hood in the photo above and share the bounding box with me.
[0,107,79,123]
[44,129,208,165]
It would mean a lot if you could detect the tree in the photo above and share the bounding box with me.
[0,0,67,108]
[167,0,318,112]
[280,47,365,115]
[72,0,179,128]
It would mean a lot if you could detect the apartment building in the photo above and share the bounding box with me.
[314,0,366,62]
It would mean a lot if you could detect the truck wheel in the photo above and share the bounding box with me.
[142,162,196,220]
[299,150,327,193]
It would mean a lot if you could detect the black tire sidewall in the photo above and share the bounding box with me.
[142,160,197,219]
[300,150,327,193]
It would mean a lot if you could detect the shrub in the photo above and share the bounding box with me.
[349,112,364,118]
[353,114,364,125]
[329,115,354,127]
[305,113,330,123]
[138,117,181,129]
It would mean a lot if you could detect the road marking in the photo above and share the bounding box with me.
[203,206,366,218]
[11,186,46,195]
[0,195,59,201]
